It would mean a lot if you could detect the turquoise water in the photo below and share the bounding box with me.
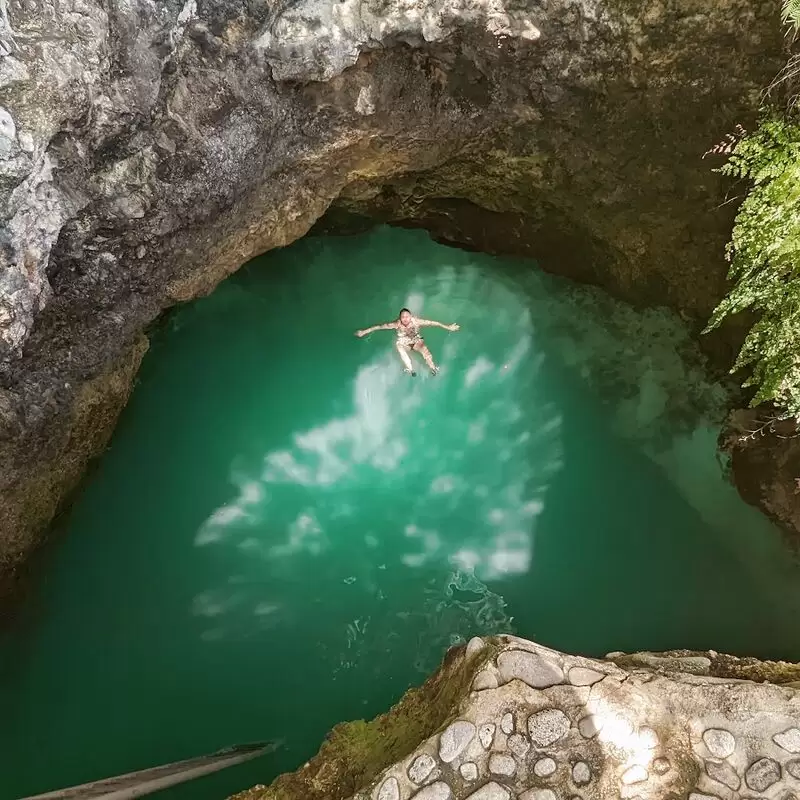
[3,226,800,799]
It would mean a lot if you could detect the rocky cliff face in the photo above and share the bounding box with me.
[0,0,787,583]
[230,635,800,800]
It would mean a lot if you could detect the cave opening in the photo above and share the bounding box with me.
[2,224,800,800]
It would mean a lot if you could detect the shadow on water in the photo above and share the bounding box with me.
[2,227,800,799]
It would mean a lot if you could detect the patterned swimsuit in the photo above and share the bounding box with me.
[396,319,422,347]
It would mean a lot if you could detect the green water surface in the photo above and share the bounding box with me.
[3,227,800,799]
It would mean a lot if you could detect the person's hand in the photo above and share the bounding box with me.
[448,323,460,332]
[355,329,366,338]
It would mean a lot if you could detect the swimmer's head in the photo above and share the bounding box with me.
[399,308,412,324]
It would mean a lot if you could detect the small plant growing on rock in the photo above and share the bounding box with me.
[704,0,800,424]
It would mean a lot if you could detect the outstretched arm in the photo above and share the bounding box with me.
[355,321,398,337]
[416,318,460,332]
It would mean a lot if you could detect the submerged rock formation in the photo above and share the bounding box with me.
[722,410,800,544]
[231,635,800,800]
[0,0,789,582]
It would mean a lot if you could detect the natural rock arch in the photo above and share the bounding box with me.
[0,0,785,586]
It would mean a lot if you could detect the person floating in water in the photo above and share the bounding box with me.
[355,308,460,376]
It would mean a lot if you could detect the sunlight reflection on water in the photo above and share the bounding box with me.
[190,270,566,654]
[187,244,796,664]
[195,328,563,587]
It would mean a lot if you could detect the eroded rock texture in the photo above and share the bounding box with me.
[0,0,786,580]
[231,636,800,800]
[722,409,800,545]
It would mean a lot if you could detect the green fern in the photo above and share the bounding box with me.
[782,0,800,30]
[706,0,800,419]
[705,117,800,418]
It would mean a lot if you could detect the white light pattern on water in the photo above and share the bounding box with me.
[195,316,563,587]
[189,266,567,651]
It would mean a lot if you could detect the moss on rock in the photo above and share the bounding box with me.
[229,641,494,800]
[607,647,800,685]
[710,653,800,685]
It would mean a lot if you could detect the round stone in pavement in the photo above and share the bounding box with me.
[621,765,649,785]
[534,757,557,777]
[567,667,605,686]
[479,723,496,750]
[413,781,453,800]
[745,757,781,792]
[409,754,437,784]
[705,759,740,790]
[528,709,571,747]
[498,650,564,688]
[520,790,557,800]
[578,715,602,739]
[473,670,499,691]
[489,753,517,777]
[508,733,530,758]
[652,758,671,776]
[376,776,400,800]
[787,759,800,780]
[638,727,659,749]
[460,762,479,782]
[464,783,511,800]
[466,637,486,659]
[501,712,514,734]
[439,720,476,763]
[702,729,736,759]
[572,761,591,785]
[774,728,800,754]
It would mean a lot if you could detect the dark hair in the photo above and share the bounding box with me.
[399,308,411,316]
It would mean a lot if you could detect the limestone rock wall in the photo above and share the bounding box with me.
[0,0,787,582]
[233,636,800,800]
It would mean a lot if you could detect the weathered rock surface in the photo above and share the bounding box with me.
[0,0,788,583]
[722,409,800,548]
[231,635,800,800]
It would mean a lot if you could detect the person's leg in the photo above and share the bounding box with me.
[414,341,438,373]
[395,342,416,374]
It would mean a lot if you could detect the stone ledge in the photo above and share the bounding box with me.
[231,635,800,800]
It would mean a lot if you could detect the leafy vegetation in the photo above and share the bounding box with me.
[704,2,800,419]
[783,0,800,32]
